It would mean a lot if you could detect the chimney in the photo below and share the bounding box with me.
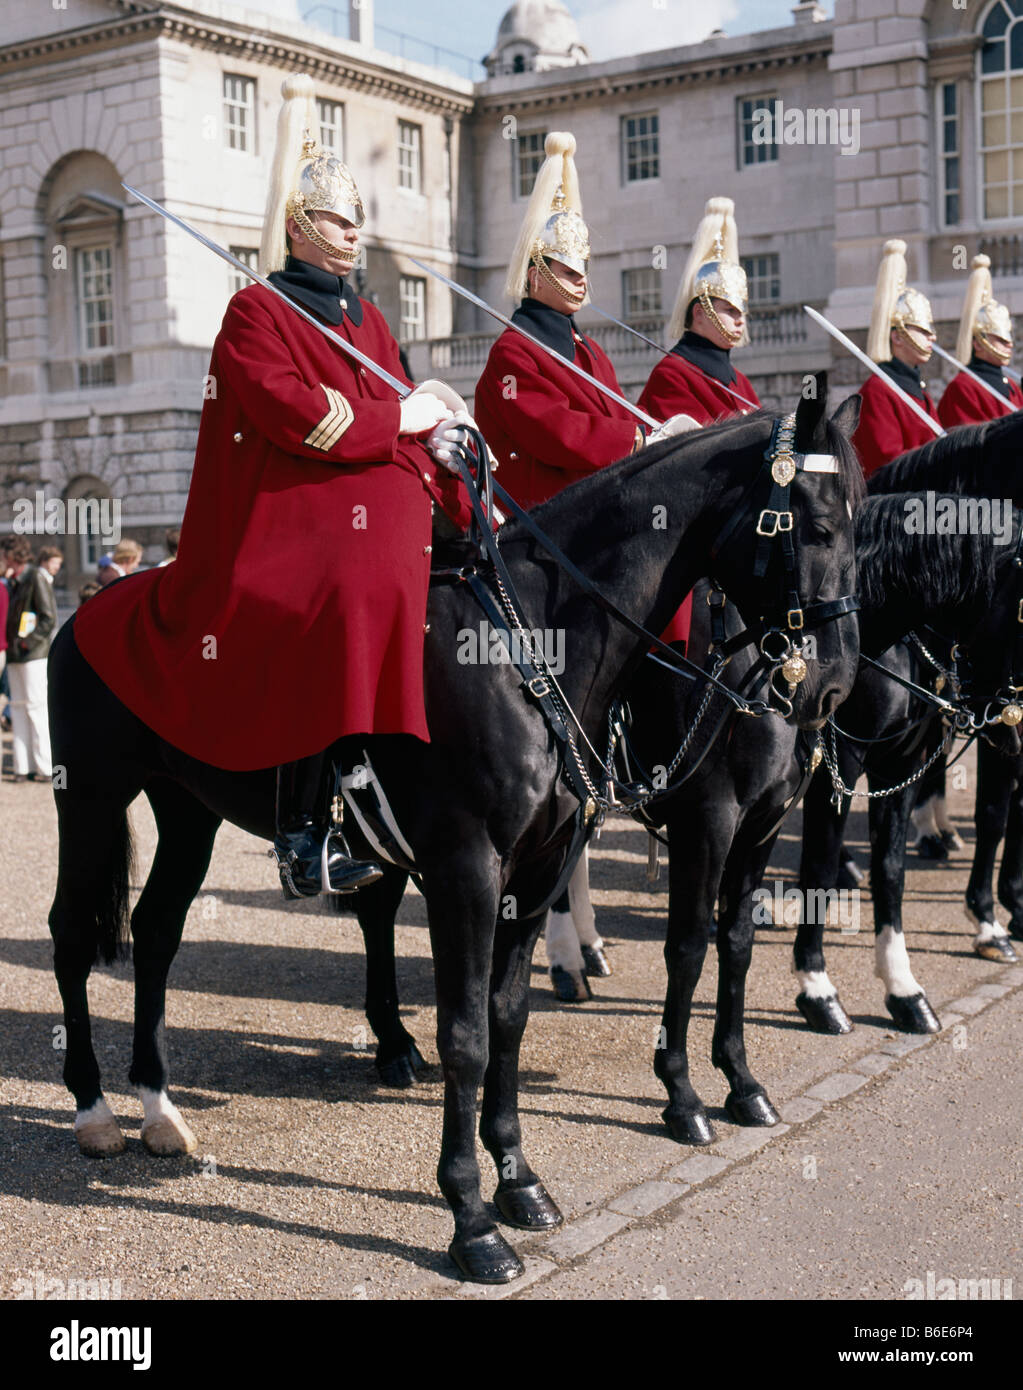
[791,1,827,23]
[349,0,374,46]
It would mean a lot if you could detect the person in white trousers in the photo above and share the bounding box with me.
[5,542,59,781]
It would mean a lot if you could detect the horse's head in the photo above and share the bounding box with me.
[707,373,863,730]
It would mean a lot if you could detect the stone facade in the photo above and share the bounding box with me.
[4,0,1023,601]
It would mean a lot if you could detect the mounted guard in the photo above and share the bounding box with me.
[851,239,940,477]
[938,254,1022,426]
[638,196,761,425]
[73,74,471,899]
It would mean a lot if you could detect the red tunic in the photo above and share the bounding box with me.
[851,371,940,478]
[637,352,762,645]
[638,352,760,426]
[474,323,641,511]
[74,283,470,771]
[937,370,1023,428]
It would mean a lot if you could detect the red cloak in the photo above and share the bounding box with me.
[851,372,940,479]
[637,352,760,426]
[74,283,470,771]
[937,370,1023,428]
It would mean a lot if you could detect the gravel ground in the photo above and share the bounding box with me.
[0,734,1018,1300]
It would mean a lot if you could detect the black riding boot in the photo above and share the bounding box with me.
[271,751,382,899]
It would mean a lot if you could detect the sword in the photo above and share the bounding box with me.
[407,256,660,430]
[586,303,760,412]
[122,183,413,398]
[930,341,1020,415]
[803,305,944,437]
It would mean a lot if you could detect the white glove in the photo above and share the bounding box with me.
[426,409,473,473]
[399,392,451,436]
[646,412,702,445]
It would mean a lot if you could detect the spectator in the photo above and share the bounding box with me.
[158,527,180,567]
[1,536,19,730]
[98,538,143,586]
[5,538,56,782]
[37,545,64,580]
[78,580,102,606]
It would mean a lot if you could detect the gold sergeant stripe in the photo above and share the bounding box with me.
[304,385,355,451]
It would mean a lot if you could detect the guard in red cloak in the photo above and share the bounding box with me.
[73,75,471,897]
[637,196,762,649]
[851,239,940,479]
[938,253,1022,427]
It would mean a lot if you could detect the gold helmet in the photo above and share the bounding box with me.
[956,254,1013,366]
[668,197,749,348]
[866,239,934,363]
[260,74,365,274]
[505,132,590,306]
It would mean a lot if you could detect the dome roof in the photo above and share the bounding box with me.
[486,1,589,75]
[496,0,583,52]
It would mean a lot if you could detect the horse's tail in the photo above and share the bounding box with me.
[95,812,136,965]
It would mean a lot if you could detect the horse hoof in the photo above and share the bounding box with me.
[915,834,948,861]
[725,1091,779,1127]
[142,1115,198,1156]
[448,1230,524,1284]
[974,936,1018,964]
[494,1181,563,1230]
[377,1044,428,1088]
[75,1118,126,1158]
[796,991,853,1035]
[550,965,592,1003]
[885,993,940,1034]
[581,944,612,978]
[662,1105,715,1145]
[940,827,965,851]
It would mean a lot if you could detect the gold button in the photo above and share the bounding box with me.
[423,472,432,483]
[423,623,431,633]
[360,367,367,376]
[423,545,432,555]
[509,452,518,460]
[233,432,243,442]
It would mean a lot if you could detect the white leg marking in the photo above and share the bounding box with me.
[911,796,939,839]
[794,969,838,1001]
[138,1086,197,1155]
[874,925,922,998]
[973,915,1009,944]
[545,910,585,972]
[74,1097,126,1156]
[568,849,600,947]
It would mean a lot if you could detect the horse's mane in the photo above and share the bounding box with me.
[500,406,863,544]
[866,412,1023,497]
[855,493,1009,612]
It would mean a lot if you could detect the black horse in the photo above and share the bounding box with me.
[965,738,1023,954]
[794,498,1023,1036]
[47,385,859,1284]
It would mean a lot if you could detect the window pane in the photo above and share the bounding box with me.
[986,184,1010,217]
[1013,21,1023,68]
[986,77,1008,110]
[985,1,1010,37]
[988,149,1010,181]
[943,120,957,153]
[943,82,957,117]
[983,40,1006,74]
[945,156,959,190]
[984,112,1008,146]
[946,192,960,224]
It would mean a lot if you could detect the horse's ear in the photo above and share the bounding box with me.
[830,392,862,438]
[794,370,828,451]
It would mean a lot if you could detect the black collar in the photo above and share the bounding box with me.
[511,297,578,362]
[880,357,927,402]
[968,353,1014,401]
[267,255,363,328]
[669,330,737,386]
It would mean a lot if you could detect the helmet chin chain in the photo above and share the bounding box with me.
[531,251,586,306]
[894,324,933,363]
[293,206,359,264]
[699,289,742,346]
[976,331,1013,365]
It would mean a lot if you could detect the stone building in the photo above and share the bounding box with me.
[3,0,1023,600]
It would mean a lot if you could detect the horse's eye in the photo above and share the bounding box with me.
[810,523,833,544]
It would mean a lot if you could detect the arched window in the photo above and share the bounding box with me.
[62,474,113,589]
[979,0,1023,220]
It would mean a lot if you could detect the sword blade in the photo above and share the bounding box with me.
[930,341,1020,415]
[587,304,760,412]
[406,256,660,430]
[122,183,412,398]
[803,305,944,437]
